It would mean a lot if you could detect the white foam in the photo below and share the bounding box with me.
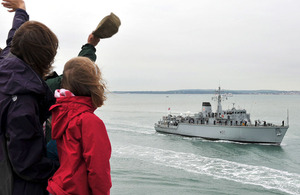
[106,121,154,131]
[113,144,300,195]
[107,126,154,135]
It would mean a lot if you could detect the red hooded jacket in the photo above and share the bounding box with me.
[47,95,111,195]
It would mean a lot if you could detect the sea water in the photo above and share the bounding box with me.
[95,94,300,195]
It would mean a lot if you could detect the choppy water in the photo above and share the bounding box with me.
[96,94,300,195]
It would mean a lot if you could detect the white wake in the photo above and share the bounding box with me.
[113,144,300,195]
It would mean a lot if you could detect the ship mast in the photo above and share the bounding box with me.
[217,86,222,117]
[212,86,229,118]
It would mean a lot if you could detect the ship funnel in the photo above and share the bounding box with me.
[202,102,212,116]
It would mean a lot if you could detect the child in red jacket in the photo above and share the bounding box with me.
[47,57,112,195]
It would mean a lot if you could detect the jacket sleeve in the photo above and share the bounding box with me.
[78,44,97,62]
[45,75,63,93]
[1,9,29,58]
[6,94,59,182]
[81,114,112,195]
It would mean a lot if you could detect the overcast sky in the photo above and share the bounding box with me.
[1,0,300,91]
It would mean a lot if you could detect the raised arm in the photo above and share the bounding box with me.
[78,33,100,62]
[2,0,26,12]
[1,0,28,57]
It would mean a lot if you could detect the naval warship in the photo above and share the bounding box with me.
[154,87,289,145]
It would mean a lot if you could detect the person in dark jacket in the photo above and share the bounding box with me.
[0,0,59,194]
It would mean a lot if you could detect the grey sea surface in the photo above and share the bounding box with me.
[95,94,300,195]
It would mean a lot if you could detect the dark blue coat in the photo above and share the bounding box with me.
[0,9,59,195]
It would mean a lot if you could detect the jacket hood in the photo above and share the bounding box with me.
[0,53,46,95]
[50,96,95,139]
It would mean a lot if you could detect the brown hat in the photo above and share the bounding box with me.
[93,12,121,39]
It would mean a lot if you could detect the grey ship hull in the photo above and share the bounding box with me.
[155,123,288,145]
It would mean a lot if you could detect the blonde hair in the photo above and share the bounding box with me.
[62,57,106,107]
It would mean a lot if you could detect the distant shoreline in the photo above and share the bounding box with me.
[112,89,300,95]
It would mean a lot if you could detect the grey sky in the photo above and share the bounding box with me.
[1,0,300,91]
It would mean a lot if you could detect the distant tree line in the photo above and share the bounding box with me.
[113,89,300,95]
